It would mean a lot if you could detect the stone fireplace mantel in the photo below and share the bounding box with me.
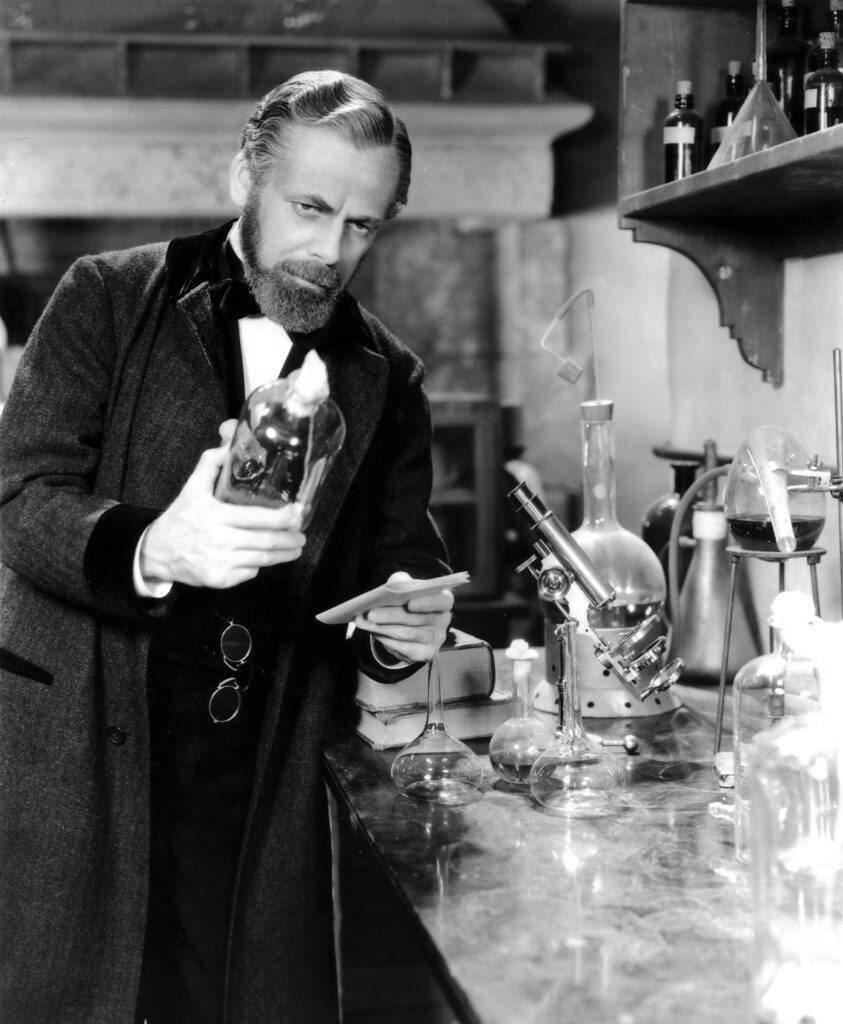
[0,95,592,220]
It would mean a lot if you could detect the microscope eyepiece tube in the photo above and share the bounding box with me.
[508,482,615,609]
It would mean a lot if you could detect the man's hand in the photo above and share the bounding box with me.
[139,444,305,590]
[353,571,454,665]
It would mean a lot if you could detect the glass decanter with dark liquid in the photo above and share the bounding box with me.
[724,426,826,553]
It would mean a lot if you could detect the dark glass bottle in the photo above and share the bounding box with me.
[641,461,698,563]
[804,0,843,87]
[767,0,810,133]
[804,31,843,131]
[708,61,746,161]
[664,80,704,182]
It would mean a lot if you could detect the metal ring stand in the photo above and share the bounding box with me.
[713,544,826,755]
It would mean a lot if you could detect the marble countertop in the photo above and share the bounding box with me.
[324,683,756,1024]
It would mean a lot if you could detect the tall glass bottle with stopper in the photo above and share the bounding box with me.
[804,31,843,131]
[529,617,625,816]
[732,590,820,864]
[767,0,810,132]
[664,80,704,181]
[804,0,843,85]
[708,61,747,161]
[566,400,674,717]
[489,639,554,789]
[390,654,485,806]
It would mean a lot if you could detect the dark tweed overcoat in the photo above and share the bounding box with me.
[0,223,447,1023]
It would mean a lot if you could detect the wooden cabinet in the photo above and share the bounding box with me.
[619,0,843,386]
[428,394,502,600]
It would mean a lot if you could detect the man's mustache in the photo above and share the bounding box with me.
[274,259,342,292]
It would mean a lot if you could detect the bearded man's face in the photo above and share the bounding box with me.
[234,124,400,333]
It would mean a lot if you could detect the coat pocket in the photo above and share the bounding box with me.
[0,647,53,685]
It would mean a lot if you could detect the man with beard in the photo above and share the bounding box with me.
[0,71,453,1024]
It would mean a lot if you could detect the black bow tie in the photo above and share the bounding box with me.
[214,279,262,320]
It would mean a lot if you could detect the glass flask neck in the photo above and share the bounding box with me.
[512,658,537,719]
[580,414,619,529]
[556,620,587,743]
[424,656,447,729]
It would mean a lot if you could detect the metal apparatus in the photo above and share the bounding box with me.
[509,482,684,708]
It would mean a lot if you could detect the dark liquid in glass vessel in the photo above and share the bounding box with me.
[727,515,825,551]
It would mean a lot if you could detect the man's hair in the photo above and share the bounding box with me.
[239,70,412,219]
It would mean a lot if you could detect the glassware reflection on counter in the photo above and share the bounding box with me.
[489,639,554,789]
[215,350,346,528]
[732,590,820,863]
[529,619,625,817]
[390,653,485,806]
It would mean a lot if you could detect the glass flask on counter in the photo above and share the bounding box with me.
[749,707,843,1023]
[572,400,666,630]
[489,639,554,789]
[732,590,820,863]
[390,654,485,806]
[564,399,674,716]
[215,350,346,528]
[723,425,826,553]
[529,618,625,817]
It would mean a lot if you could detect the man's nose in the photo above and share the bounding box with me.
[308,218,343,267]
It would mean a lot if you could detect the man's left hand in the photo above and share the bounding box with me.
[353,571,454,665]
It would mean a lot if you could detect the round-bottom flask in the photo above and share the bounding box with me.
[529,619,625,817]
[489,640,554,789]
[390,654,485,806]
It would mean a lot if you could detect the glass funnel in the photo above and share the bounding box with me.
[215,350,346,528]
[529,618,625,817]
[390,654,485,806]
[707,0,798,168]
[724,425,826,553]
[488,639,554,789]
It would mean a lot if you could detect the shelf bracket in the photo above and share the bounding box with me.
[622,217,784,387]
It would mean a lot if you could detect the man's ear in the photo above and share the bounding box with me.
[229,152,253,209]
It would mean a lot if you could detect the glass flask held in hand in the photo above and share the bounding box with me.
[215,350,345,528]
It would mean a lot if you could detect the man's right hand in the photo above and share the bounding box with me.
[139,445,306,590]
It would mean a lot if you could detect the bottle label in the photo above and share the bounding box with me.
[664,125,697,144]
[805,87,819,109]
[711,125,727,143]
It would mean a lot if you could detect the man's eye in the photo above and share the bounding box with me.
[294,203,318,215]
[350,222,375,236]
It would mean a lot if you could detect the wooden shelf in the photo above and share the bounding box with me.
[618,0,842,387]
[0,29,571,102]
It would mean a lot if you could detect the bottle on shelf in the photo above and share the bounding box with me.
[804,31,843,131]
[664,80,704,182]
[708,61,747,161]
[766,0,810,133]
[803,0,843,86]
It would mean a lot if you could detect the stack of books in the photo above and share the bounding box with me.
[349,628,510,749]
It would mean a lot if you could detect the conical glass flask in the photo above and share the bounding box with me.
[708,0,798,168]
[489,639,554,789]
[529,618,625,817]
[390,654,485,806]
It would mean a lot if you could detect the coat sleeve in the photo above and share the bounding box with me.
[0,257,168,621]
